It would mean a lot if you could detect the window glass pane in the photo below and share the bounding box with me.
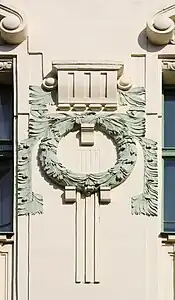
[0,86,12,140]
[0,159,13,232]
[164,90,175,147]
[164,158,175,232]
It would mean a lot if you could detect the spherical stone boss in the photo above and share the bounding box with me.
[44,77,56,87]
[2,16,20,30]
[117,75,132,91]
[119,76,131,87]
[153,16,174,31]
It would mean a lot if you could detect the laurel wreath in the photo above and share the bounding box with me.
[38,113,137,195]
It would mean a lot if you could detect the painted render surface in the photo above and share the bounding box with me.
[1,0,175,300]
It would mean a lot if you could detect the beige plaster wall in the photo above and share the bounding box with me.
[0,0,175,300]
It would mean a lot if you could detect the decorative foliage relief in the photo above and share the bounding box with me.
[18,86,158,216]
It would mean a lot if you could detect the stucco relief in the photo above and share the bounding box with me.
[146,4,175,46]
[18,82,158,216]
[0,3,27,44]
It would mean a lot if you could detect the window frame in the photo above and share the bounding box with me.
[0,57,17,238]
[0,84,14,234]
[162,85,175,233]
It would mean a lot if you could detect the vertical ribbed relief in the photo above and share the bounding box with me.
[75,149,100,284]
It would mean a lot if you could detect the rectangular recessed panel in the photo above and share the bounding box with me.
[164,158,175,232]
[164,90,175,147]
[91,72,101,101]
[58,71,68,103]
[68,73,74,99]
[100,73,107,98]
[106,71,117,99]
[75,72,84,100]
[84,73,91,98]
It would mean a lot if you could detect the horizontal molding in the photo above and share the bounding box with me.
[52,61,124,72]
[162,148,175,157]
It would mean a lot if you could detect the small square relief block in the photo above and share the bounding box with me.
[80,123,94,146]
[99,187,111,204]
[65,186,76,203]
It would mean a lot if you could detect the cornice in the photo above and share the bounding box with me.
[52,61,124,73]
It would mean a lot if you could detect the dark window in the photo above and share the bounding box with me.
[0,85,13,233]
[163,88,175,232]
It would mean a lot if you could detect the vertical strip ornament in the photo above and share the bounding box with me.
[131,138,158,216]
[117,86,158,216]
[75,192,85,283]
[85,194,94,283]
[75,192,101,283]
[18,86,56,215]
[75,148,101,284]
[94,192,100,283]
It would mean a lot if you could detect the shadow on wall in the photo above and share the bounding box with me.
[137,28,165,52]
[0,43,18,52]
